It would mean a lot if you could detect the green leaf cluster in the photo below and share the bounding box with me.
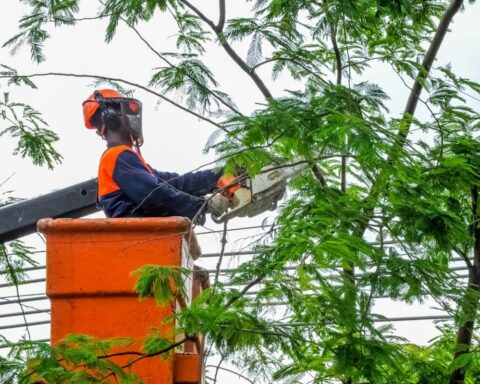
[0,89,62,169]
[133,264,189,305]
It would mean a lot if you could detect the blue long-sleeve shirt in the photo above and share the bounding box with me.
[97,148,222,222]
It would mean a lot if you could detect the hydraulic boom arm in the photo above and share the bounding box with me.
[0,179,98,243]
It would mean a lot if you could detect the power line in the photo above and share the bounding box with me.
[0,295,48,306]
[0,309,50,319]
[0,320,50,331]
[0,278,45,289]
[0,265,46,275]
[0,339,49,349]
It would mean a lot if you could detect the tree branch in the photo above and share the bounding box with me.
[122,18,243,116]
[179,0,217,30]
[206,365,255,384]
[356,0,464,238]
[309,162,327,186]
[178,0,273,99]
[329,22,342,85]
[403,1,463,120]
[0,72,227,132]
[225,275,264,307]
[326,16,347,192]
[454,246,473,271]
[217,0,226,32]
[450,186,480,384]
[220,40,273,99]
[214,221,229,285]
[99,337,189,381]
[212,355,225,384]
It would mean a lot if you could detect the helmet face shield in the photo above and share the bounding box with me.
[119,99,143,143]
[83,95,143,143]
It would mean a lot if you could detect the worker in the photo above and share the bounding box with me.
[82,89,230,224]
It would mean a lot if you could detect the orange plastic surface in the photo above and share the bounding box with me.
[38,217,198,384]
[217,175,241,198]
[173,354,202,384]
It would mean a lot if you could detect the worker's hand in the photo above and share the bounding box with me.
[206,194,230,218]
[217,175,242,198]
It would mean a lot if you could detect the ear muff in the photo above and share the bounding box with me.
[101,106,122,131]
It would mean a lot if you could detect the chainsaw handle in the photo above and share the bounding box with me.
[217,175,241,198]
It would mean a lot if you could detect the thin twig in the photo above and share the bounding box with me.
[214,221,229,285]
[178,0,273,99]
[252,57,328,84]
[1,244,32,341]
[225,274,264,307]
[0,72,225,131]
[329,21,342,85]
[0,173,15,189]
[213,355,225,384]
[98,337,188,381]
[454,246,473,271]
[122,18,243,116]
[205,365,254,384]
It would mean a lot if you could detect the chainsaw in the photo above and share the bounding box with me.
[211,161,310,223]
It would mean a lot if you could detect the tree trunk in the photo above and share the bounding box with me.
[449,187,480,384]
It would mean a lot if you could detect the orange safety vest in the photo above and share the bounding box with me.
[97,145,153,198]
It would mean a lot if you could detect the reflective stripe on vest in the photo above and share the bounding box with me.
[97,145,153,198]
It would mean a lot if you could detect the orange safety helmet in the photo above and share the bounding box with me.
[82,89,123,129]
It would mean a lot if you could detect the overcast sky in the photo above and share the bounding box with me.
[1,0,480,381]
[1,1,479,197]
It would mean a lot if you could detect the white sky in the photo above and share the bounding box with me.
[1,0,480,382]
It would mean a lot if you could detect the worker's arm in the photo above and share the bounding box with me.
[152,168,223,197]
[113,151,206,220]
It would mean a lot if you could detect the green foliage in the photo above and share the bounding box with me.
[133,265,189,305]
[177,287,304,358]
[142,332,172,355]
[149,59,219,114]
[4,0,480,383]
[0,241,38,285]
[174,12,210,53]
[3,0,79,63]
[0,91,62,169]
[102,0,177,42]
[0,335,143,384]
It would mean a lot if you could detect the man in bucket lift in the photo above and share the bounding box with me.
[82,89,230,224]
